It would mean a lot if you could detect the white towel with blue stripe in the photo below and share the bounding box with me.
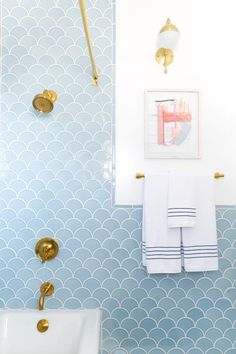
[142,172,218,273]
[142,173,182,274]
[182,173,218,272]
[168,172,196,228]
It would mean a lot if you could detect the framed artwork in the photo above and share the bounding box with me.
[144,90,199,158]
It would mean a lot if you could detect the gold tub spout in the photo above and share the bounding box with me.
[38,295,45,311]
[38,282,54,311]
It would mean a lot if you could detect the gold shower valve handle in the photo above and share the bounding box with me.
[40,282,54,297]
[32,89,58,113]
[42,244,51,263]
[35,237,59,263]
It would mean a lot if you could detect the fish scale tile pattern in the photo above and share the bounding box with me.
[1,0,236,353]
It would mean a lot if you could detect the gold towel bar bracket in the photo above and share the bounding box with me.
[214,172,225,179]
[135,172,225,179]
[79,0,99,86]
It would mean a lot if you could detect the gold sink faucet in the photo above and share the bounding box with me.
[38,282,54,311]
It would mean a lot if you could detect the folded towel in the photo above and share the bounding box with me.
[168,172,196,228]
[142,173,182,274]
[182,173,218,272]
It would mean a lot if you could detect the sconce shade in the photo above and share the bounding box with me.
[157,30,180,51]
[157,19,180,50]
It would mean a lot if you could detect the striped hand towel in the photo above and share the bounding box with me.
[168,172,196,228]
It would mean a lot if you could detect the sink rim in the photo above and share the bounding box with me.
[0,308,100,312]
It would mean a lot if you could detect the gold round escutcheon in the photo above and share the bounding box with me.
[37,319,49,333]
[35,237,59,263]
[32,90,58,113]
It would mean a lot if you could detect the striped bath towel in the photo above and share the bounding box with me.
[182,173,218,272]
[142,173,182,274]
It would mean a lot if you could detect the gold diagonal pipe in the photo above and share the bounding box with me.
[79,0,99,86]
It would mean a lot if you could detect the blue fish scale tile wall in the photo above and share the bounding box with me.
[1,1,236,353]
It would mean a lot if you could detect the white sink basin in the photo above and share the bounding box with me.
[0,309,101,354]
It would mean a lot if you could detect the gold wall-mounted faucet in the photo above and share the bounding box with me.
[38,282,54,311]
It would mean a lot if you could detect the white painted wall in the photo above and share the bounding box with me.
[115,0,236,205]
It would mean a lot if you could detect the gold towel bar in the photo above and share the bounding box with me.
[79,0,99,86]
[135,172,225,179]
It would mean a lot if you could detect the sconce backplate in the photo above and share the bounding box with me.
[155,48,174,68]
[35,237,59,263]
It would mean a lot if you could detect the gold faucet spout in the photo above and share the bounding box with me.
[38,282,54,311]
[38,295,45,311]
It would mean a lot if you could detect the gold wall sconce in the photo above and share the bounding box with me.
[35,237,59,263]
[155,18,180,74]
[32,90,58,113]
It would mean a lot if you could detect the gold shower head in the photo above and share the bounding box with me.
[32,90,58,113]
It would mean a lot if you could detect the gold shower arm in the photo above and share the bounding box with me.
[79,0,99,86]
